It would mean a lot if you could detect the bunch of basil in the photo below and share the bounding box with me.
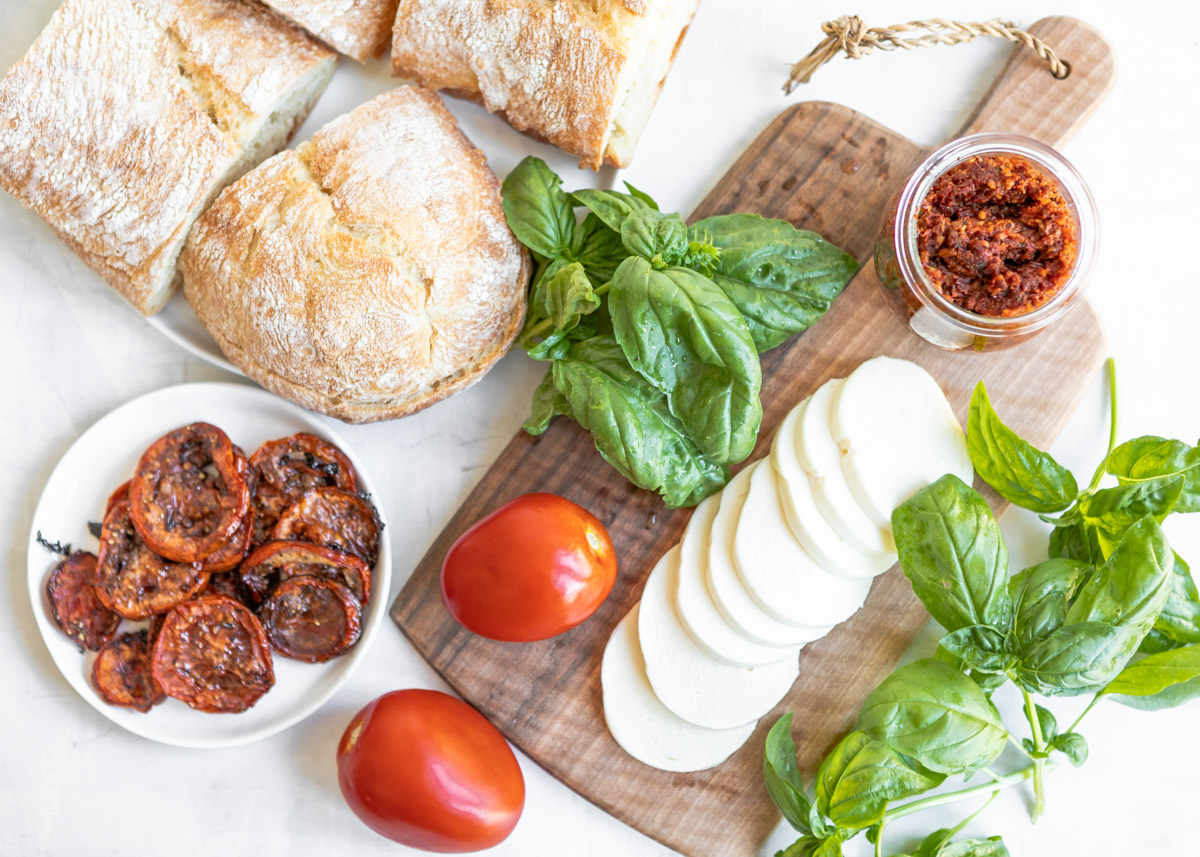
[500,157,857,507]
[765,367,1200,857]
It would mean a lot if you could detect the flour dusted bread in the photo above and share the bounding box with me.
[0,0,336,316]
[261,0,401,61]
[391,0,701,169]
[181,87,530,423]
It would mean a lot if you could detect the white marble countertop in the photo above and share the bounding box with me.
[3,1,1198,855]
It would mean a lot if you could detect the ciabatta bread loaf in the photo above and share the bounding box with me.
[0,0,336,316]
[181,87,529,423]
[391,0,701,169]
[260,0,401,62]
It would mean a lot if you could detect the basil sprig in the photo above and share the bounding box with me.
[501,157,857,506]
[764,361,1200,857]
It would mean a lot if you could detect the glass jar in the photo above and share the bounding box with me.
[875,133,1098,351]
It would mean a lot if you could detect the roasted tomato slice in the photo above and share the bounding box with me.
[273,487,382,567]
[129,422,249,563]
[249,433,358,547]
[45,551,120,651]
[201,572,256,609]
[91,629,166,713]
[240,540,371,605]
[261,576,362,663]
[151,595,274,713]
[95,501,209,620]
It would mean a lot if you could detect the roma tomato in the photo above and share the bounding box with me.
[336,690,524,852]
[440,493,617,642]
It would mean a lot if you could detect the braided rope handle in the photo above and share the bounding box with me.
[785,16,1069,93]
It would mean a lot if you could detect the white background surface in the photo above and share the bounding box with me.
[2,1,1197,855]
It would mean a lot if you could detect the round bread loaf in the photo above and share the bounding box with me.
[181,87,529,422]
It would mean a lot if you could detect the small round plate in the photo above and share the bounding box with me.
[146,296,241,376]
[27,382,391,748]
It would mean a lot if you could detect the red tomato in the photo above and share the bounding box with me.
[336,690,524,852]
[440,493,617,642]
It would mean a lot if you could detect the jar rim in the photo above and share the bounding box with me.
[892,133,1099,337]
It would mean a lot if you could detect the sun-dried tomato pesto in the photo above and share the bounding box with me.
[916,154,1077,317]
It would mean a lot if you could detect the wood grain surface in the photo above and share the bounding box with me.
[391,17,1115,857]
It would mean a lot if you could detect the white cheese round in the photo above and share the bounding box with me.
[733,456,873,629]
[601,603,755,772]
[639,545,800,730]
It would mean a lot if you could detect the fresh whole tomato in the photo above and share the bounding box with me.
[336,690,524,852]
[440,493,617,642]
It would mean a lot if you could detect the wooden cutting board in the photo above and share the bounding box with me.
[391,17,1115,857]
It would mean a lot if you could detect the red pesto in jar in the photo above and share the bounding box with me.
[916,154,1077,317]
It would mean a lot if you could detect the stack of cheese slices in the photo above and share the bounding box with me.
[601,356,973,772]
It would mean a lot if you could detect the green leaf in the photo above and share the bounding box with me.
[815,731,943,829]
[939,626,1011,674]
[967,383,1079,513]
[1149,553,1200,646]
[619,209,688,265]
[500,156,577,257]
[1048,519,1103,566]
[570,188,654,233]
[763,714,814,835]
[622,180,660,210]
[1107,436,1200,513]
[530,262,600,333]
[694,213,857,352]
[1009,559,1089,649]
[523,370,571,435]
[1080,478,1183,558]
[608,257,762,464]
[548,336,729,507]
[1033,703,1058,741]
[891,475,1012,634]
[1015,622,1142,696]
[857,659,1007,775]
[911,830,1009,857]
[570,213,626,285]
[1102,644,1200,710]
[1049,732,1088,766]
[1066,516,1173,636]
[777,832,844,857]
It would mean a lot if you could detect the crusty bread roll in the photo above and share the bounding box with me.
[391,0,702,169]
[260,0,401,62]
[181,87,530,424]
[0,0,336,316]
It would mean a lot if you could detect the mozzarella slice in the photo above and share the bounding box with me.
[831,356,973,529]
[706,464,827,647]
[639,545,800,729]
[601,604,755,772]
[797,380,896,555]
[734,456,873,628]
[772,404,895,579]
[676,491,796,667]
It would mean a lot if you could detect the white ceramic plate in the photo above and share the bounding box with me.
[26,382,391,749]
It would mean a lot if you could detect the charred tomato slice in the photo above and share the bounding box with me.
[129,422,249,563]
[260,576,362,663]
[45,551,120,651]
[151,595,274,713]
[240,540,371,605]
[249,433,357,547]
[273,487,381,567]
[91,629,166,713]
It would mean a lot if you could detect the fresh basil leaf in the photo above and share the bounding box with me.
[1034,703,1058,740]
[1009,559,1089,649]
[693,213,857,352]
[622,180,660,210]
[549,336,728,507]
[1107,436,1200,513]
[911,828,955,857]
[1066,516,1172,636]
[1102,644,1200,710]
[966,383,1078,513]
[1015,621,1142,696]
[529,262,600,334]
[892,475,1012,634]
[523,370,571,435]
[1047,518,1103,566]
[815,730,944,829]
[939,626,1011,674]
[570,188,654,233]
[1139,628,1179,655]
[569,213,626,285]
[1150,553,1200,646]
[777,832,845,857]
[1080,478,1183,558]
[935,837,1009,857]
[609,257,762,465]
[764,714,814,835]
[620,210,688,265]
[1049,732,1088,766]
[500,156,577,257]
[857,659,1007,775]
